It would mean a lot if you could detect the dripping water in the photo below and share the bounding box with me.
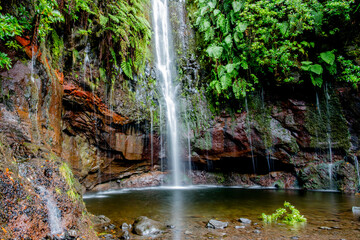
[245,97,256,173]
[150,109,154,167]
[38,186,63,236]
[324,83,334,190]
[261,88,272,172]
[354,156,360,188]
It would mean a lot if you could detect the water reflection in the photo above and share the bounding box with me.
[171,189,183,240]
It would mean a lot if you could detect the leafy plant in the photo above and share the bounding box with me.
[261,201,307,225]
[337,56,360,88]
[189,0,357,105]
[0,13,23,69]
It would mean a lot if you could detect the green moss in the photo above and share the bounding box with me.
[193,131,212,151]
[248,94,273,149]
[214,172,226,184]
[59,162,81,201]
[50,31,64,69]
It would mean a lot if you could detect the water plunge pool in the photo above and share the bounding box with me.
[84,186,360,239]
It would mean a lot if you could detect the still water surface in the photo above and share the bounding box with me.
[84,186,360,239]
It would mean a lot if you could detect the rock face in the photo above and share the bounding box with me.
[0,60,97,238]
[191,86,359,193]
[61,80,161,190]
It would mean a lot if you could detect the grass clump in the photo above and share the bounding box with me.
[261,201,307,225]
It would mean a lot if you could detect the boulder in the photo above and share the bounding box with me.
[133,216,163,236]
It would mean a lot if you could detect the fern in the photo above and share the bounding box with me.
[121,59,133,80]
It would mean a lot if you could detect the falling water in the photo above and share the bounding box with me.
[38,186,63,236]
[184,109,192,172]
[324,84,334,189]
[152,0,181,186]
[30,47,41,144]
[150,109,154,167]
[159,104,164,171]
[245,97,256,173]
[354,156,360,187]
[261,88,271,172]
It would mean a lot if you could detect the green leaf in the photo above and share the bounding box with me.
[301,65,311,71]
[213,9,221,17]
[236,22,248,33]
[310,64,323,75]
[121,60,133,79]
[320,51,335,65]
[225,63,236,74]
[232,1,243,13]
[99,14,109,26]
[301,61,313,65]
[310,74,323,87]
[241,61,248,70]
[224,34,233,48]
[200,19,211,32]
[200,6,209,16]
[279,22,289,36]
[206,45,223,59]
[208,1,216,10]
[220,74,232,90]
[217,14,226,32]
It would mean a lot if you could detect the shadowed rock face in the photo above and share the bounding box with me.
[61,81,161,189]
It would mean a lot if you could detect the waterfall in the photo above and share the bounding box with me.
[152,0,182,186]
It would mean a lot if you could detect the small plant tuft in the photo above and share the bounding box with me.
[261,201,307,225]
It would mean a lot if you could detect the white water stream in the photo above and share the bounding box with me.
[38,186,63,236]
[152,0,181,186]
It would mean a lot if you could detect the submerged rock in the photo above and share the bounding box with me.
[120,230,131,240]
[122,222,132,231]
[352,206,360,216]
[91,215,111,227]
[238,218,252,224]
[206,219,228,229]
[133,216,163,236]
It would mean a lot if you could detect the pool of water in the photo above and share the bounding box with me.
[84,186,360,239]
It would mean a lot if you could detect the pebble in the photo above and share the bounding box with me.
[235,225,245,229]
[253,230,261,234]
[167,224,176,229]
[184,230,192,235]
[319,226,332,230]
[290,237,299,240]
